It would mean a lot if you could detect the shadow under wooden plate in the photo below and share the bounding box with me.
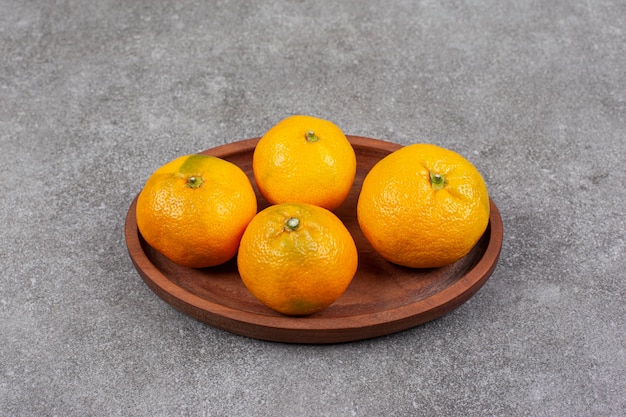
[124,136,503,344]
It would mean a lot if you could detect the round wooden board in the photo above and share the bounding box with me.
[124,136,503,344]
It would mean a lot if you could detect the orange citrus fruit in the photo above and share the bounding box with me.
[357,143,490,268]
[136,154,257,268]
[237,203,358,316]
[252,115,356,211]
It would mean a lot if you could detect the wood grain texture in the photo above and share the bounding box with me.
[124,136,503,344]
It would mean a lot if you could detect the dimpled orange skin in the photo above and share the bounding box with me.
[136,154,257,268]
[253,115,357,211]
[237,203,358,316]
[357,143,490,268]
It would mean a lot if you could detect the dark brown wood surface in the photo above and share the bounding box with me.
[124,136,503,344]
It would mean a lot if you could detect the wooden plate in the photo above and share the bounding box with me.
[125,136,503,344]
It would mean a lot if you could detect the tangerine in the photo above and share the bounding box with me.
[253,115,356,211]
[136,154,257,268]
[237,203,358,316]
[357,143,490,268]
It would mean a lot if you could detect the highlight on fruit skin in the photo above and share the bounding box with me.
[237,202,358,316]
[252,114,357,211]
[356,143,490,268]
[135,153,258,268]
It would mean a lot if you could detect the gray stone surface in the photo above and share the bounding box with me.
[1,0,624,416]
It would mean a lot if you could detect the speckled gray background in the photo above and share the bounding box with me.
[1,1,624,416]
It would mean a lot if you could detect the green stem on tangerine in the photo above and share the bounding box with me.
[285,217,300,232]
[305,130,319,143]
[429,171,446,190]
[187,176,204,189]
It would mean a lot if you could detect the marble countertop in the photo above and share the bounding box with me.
[1,1,624,415]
